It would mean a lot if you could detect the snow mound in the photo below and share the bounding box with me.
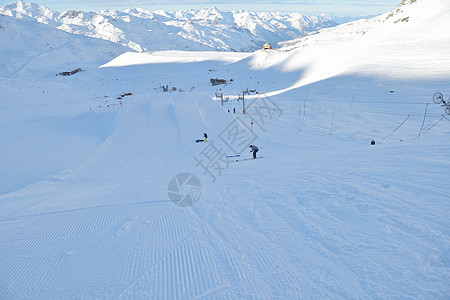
[100,51,250,68]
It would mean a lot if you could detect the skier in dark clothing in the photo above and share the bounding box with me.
[249,144,259,159]
[196,133,208,143]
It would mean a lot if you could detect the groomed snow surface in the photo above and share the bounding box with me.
[1,0,450,298]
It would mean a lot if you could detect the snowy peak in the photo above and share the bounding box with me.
[279,0,450,52]
[0,0,57,24]
[385,0,422,22]
[0,1,339,52]
[382,0,449,28]
[374,0,449,37]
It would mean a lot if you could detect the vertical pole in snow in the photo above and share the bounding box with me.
[348,94,354,122]
[330,107,335,135]
[297,106,301,133]
[242,91,245,114]
[251,121,253,133]
[298,100,306,133]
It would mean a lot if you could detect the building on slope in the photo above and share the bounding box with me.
[263,42,273,50]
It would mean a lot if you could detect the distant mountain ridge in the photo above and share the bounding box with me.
[0,0,344,52]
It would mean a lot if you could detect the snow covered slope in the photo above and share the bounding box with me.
[0,13,129,79]
[211,0,450,98]
[0,0,338,52]
[0,0,449,298]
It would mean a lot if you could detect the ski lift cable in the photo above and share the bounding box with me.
[274,97,431,105]
[295,106,442,117]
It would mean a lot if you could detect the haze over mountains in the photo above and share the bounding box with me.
[0,0,349,52]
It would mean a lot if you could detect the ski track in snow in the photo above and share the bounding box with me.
[1,0,450,297]
[0,203,129,298]
[1,91,449,297]
[7,40,72,78]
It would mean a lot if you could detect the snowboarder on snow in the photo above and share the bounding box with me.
[249,144,259,159]
[204,133,208,142]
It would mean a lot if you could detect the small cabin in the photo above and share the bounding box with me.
[59,68,82,76]
[263,43,272,50]
[210,78,227,86]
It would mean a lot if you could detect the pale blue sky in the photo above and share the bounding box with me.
[1,0,402,16]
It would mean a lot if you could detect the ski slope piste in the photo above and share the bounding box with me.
[0,0,449,298]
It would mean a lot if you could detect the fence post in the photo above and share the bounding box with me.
[330,107,335,135]
[347,94,354,122]
[298,100,306,133]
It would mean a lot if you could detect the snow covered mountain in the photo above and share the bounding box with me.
[279,0,445,52]
[0,1,339,52]
[223,0,450,96]
[1,0,449,298]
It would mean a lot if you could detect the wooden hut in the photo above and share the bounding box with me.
[263,43,273,50]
